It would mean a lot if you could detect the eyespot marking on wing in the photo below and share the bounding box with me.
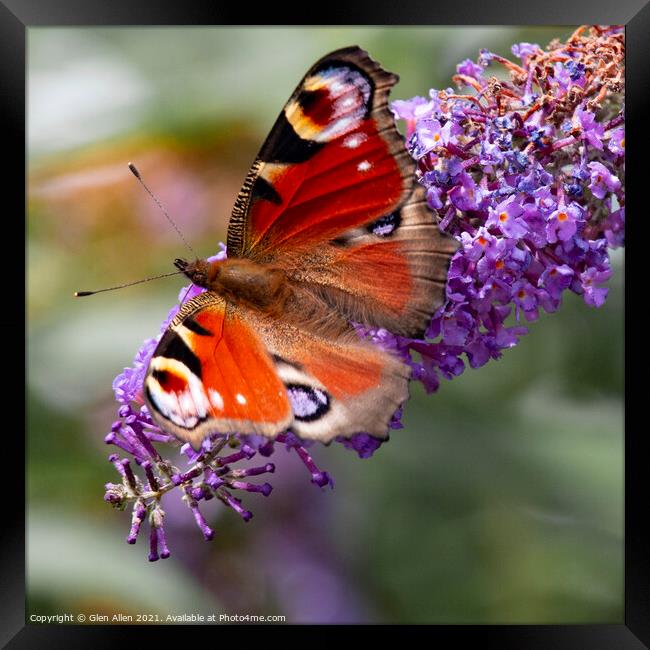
[367,211,402,237]
[151,368,187,393]
[286,383,331,422]
[157,329,203,378]
[145,357,212,429]
[284,65,373,144]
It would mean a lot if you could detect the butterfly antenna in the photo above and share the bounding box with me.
[128,162,197,257]
[179,284,193,306]
[74,270,184,297]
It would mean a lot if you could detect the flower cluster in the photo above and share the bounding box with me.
[387,24,624,393]
[105,26,624,560]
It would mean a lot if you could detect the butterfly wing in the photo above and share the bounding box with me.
[240,305,410,442]
[226,46,458,337]
[145,293,410,446]
[145,47,457,447]
[144,293,293,448]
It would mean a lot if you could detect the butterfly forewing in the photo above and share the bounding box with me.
[227,47,409,256]
[226,46,458,338]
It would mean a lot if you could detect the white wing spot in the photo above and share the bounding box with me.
[343,134,365,149]
[236,393,247,405]
[209,389,224,411]
[357,160,372,172]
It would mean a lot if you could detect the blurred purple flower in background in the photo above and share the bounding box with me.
[105,25,624,560]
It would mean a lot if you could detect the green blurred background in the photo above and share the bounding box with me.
[27,27,623,624]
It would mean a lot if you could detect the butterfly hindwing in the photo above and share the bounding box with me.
[239,308,410,441]
[144,293,293,448]
[145,293,410,446]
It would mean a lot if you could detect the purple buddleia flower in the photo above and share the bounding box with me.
[486,198,529,239]
[449,172,482,211]
[552,62,574,92]
[460,227,496,262]
[391,95,435,122]
[512,279,543,321]
[478,48,494,67]
[105,26,624,561]
[337,433,385,459]
[579,267,612,307]
[575,106,606,150]
[607,127,625,157]
[456,58,484,79]
[545,202,584,243]
[539,264,574,300]
[391,96,437,135]
[587,161,622,199]
[511,42,541,61]
[603,205,625,248]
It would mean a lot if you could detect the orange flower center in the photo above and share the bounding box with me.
[478,236,488,246]
[517,290,526,298]
[495,260,504,270]
[558,212,568,222]
[620,138,625,148]
[499,211,508,222]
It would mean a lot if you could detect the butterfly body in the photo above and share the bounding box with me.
[144,46,459,449]
[175,257,290,315]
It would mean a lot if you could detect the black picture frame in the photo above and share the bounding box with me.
[7,0,643,645]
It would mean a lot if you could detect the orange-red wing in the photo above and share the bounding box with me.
[144,293,292,448]
[225,47,458,338]
[240,308,411,442]
[226,46,414,259]
[282,185,459,338]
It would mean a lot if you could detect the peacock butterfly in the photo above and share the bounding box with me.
[143,46,458,449]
